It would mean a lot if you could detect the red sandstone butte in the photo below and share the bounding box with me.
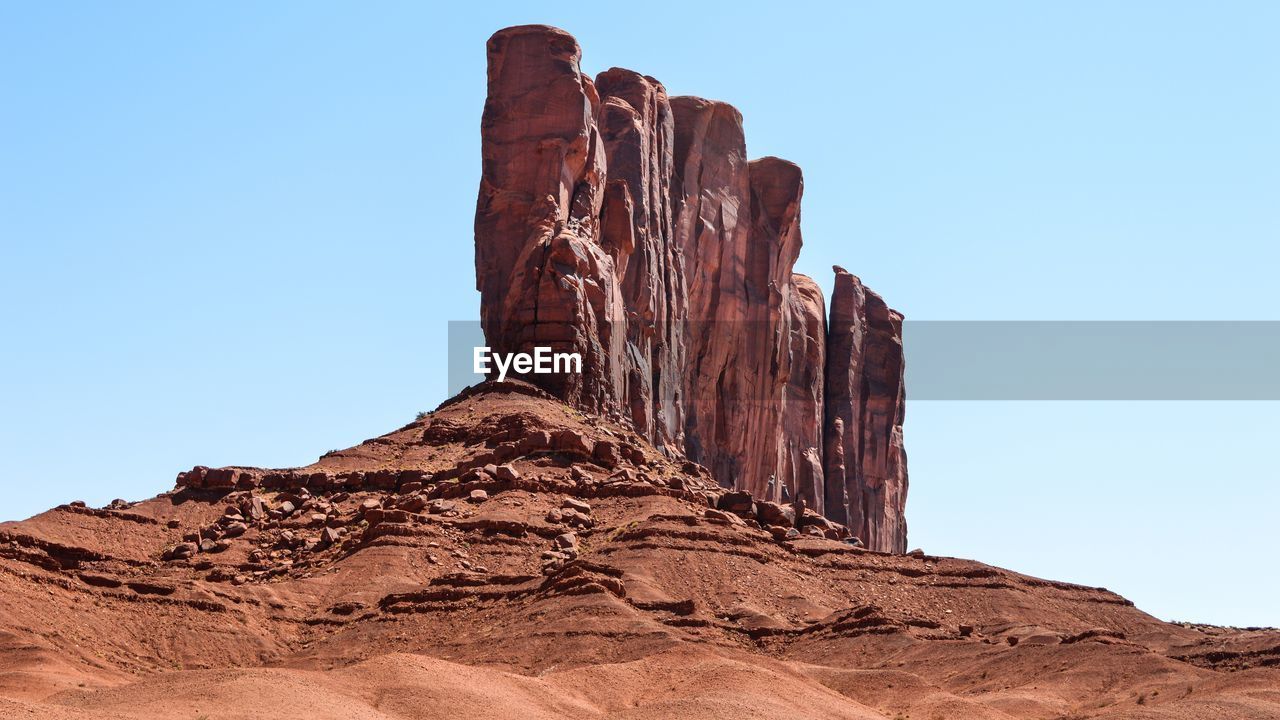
[474,24,908,553]
[2,25,1276,719]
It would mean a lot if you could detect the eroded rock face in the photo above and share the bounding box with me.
[779,274,826,511]
[823,267,908,553]
[474,25,625,418]
[474,25,909,551]
[596,68,685,453]
[670,95,753,489]
[732,157,807,501]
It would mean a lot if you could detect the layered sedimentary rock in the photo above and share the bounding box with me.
[15,382,1270,720]
[823,267,909,553]
[473,25,908,552]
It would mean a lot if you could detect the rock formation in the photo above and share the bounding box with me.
[474,24,908,552]
[823,267,908,553]
[669,94,754,495]
[780,273,827,512]
[473,25,624,418]
[2,25,1277,719]
[595,67,685,454]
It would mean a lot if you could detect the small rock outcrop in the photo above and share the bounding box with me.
[473,25,908,553]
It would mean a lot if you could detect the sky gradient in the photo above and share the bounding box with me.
[2,2,1277,626]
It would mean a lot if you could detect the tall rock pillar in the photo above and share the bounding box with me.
[596,68,686,453]
[823,266,908,552]
[670,96,754,485]
[474,25,626,417]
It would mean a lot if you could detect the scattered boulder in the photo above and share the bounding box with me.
[756,501,795,527]
[516,430,552,455]
[561,509,593,528]
[717,491,755,516]
[681,460,706,476]
[622,444,645,464]
[608,468,637,484]
[591,441,620,468]
[468,489,489,503]
[704,508,746,526]
[397,494,429,513]
[245,497,268,521]
[365,509,411,525]
[553,430,593,457]
[428,499,457,514]
[162,542,198,561]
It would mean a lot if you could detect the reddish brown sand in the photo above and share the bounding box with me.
[2,383,1277,718]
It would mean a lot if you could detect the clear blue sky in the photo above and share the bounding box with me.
[2,2,1277,626]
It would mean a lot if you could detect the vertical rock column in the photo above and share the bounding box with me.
[823,266,908,552]
[669,116,829,503]
[780,273,826,510]
[474,25,627,417]
[670,96,754,485]
[742,157,808,500]
[596,68,686,453]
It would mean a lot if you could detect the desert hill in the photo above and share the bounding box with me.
[2,382,1278,719]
